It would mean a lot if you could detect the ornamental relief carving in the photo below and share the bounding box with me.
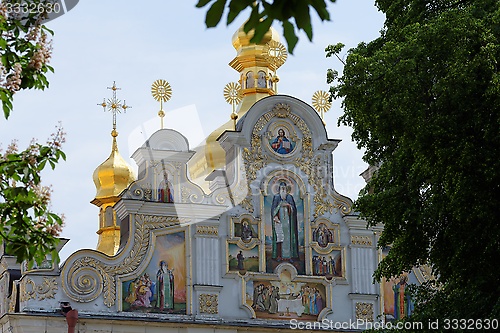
[62,214,190,307]
[199,294,218,314]
[8,282,17,313]
[351,235,373,247]
[180,186,204,204]
[196,225,219,236]
[20,277,58,302]
[355,302,374,322]
[214,174,248,207]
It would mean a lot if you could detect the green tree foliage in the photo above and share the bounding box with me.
[1,1,64,267]
[328,0,500,325]
[1,0,54,118]
[0,127,65,266]
[196,0,336,53]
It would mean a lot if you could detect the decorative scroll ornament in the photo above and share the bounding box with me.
[151,79,172,129]
[413,264,436,284]
[180,186,202,204]
[21,277,58,301]
[312,90,331,125]
[181,186,192,203]
[224,82,242,129]
[199,294,218,314]
[356,302,374,322]
[63,215,190,307]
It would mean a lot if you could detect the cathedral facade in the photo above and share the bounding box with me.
[0,25,413,333]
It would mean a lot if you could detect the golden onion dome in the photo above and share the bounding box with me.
[92,131,135,199]
[231,23,280,51]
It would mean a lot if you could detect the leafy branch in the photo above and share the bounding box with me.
[1,0,54,118]
[0,124,66,266]
[196,0,337,53]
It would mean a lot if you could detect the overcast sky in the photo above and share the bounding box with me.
[0,1,385,261]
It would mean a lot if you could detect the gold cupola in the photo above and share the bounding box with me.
[188,23,287,187]
[229,23,286,112]
[92,130,135,199]
[92,82,135,256]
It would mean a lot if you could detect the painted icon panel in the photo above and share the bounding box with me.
[246,280,326,320]
[122,232,186,314]
[312,223,335,247]
[269,128,295,155]
[228,244,259,272]
[234,218,258,243]
[312,249,342,277]
[381,247,415,321]
[264,176,305,274]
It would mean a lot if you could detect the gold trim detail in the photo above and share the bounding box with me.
[151,79,172,129]
[63,215,190,307]
[196,225,219,236]
[8,281,17,313]
[132,186,153,201]
[224,82,242,105]
[264,40,288,69]
[21,277,58,302]
[356,302,374,322]
[151,79,172,103]
[199,294,218,314]
[272,103,291,118]
[312,90,331,125]
[351,235,373,246]
[413,264,436,284]
[136,214,188,228]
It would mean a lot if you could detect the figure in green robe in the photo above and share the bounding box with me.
[155,261,174,310]
[271,182,299,261]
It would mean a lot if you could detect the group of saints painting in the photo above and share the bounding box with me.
[124,261,176,312]
[251,284,325,317]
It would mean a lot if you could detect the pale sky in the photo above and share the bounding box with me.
[0,1,385,261]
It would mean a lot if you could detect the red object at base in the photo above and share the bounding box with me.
[65,309,78,333]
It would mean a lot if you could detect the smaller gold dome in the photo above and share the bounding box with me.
[232,23,280,51]
[92,136,135,199]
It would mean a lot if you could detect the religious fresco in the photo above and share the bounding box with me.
[157,171,174,203]
[264,176,305,274]
[122,232,186,314]
[234,218,258,243]
[312,249,342,278]
[228,244,259,272]
[381,247,414,321]
[312,223,334,247]
[245,274,326,320]
[382,274,414,321]
[269,128,295,155]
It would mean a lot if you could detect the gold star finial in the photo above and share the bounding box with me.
[223,82,242,129]
[98,81,131,136]
[312,90,332,125]
[151,79,172,129]
[264,40,287,93]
